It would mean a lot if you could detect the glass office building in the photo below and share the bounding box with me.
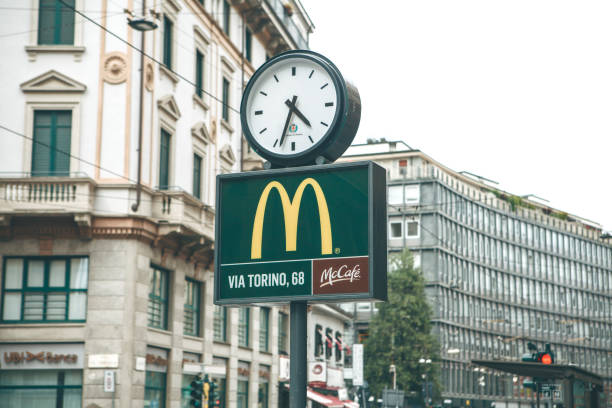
[340,141,612,408]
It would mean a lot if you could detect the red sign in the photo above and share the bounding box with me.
[312,256,369,295]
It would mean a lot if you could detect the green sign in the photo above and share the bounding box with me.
[214,161,387,304]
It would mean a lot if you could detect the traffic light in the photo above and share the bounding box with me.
[521,343,554,364]
[536,344,555,364]
[190,375,203,408]
[209,380,221,408]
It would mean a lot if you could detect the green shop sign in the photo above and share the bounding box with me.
[214,161,387,305]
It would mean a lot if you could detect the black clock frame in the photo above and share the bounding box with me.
[240,50,361,167]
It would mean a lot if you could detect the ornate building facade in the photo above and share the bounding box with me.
[0,1,314,407]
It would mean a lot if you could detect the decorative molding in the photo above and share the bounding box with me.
[157,95,181,121]
[24,45,86,62]
[220,56,235,73]
[20,70,86,93]
[193,25,210,46]
[219,144,236,166]
[191,122,213,144]
[145,62,154,91]
[102,52,128,84]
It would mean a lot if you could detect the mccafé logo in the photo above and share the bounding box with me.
[320,264,361,288]
[251,178,332,259]
[313,257,369,295]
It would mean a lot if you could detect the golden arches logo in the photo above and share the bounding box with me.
[251,178,332,259]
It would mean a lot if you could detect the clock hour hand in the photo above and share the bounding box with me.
[279,95,297,147]
[285,98,312,127]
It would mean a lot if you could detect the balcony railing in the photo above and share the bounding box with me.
[265,0,308,49]
[0,177,94,214]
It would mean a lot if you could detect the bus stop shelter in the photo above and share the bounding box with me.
[472,360,604,408]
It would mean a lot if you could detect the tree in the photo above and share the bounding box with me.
[364,249,440,400]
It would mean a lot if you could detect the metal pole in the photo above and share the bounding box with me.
[536,382,540,408]
[290,301,307,408]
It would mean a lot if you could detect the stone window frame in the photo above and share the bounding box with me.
[158,0,181,84]
[20,70,86,176]
[193,26,211,111]
[25,0,85,61]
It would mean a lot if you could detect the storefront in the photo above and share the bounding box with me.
[181,352,202,408]
[145,346,169,408]
[0,343,84,408]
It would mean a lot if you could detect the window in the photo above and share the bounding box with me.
[223,0,230,36]
[163,15,173,68]
[259,307,269,352]
[2,257,87,323]
[38,0,75,45]
[0,369,82,406]
[148,265,169,330]
[278,312,288,354]
[145,370,166,408]
[245,28,252,62]
[193,154,202,199]
[406,217,419,238]
[31,110,72,176]
[258,373,269,408]
[222,77,230,122]
[195,49,204,97]
[388,184,420,206]
[389,221,402,239]
[325,328,333,359]
[237,379,248,408]
[213,305,227,342]
[159,128,171,190]
[238,307,250,347]
[314,324,323,357]
[184,278,201,336]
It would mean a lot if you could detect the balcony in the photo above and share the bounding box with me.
[0,176,95,215]
[231,0,311,53]
[0,176,214,262]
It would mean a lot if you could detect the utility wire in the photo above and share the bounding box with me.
[0,10,124,39]
[58,0,241,115]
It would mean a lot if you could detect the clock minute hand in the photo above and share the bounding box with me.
[279,95,297,147]
[285,99,312,127]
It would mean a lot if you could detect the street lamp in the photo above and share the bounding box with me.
[389,364,397,390]
[128,2,158,212]
[419,358,432,407]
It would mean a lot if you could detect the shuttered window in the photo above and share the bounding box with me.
[32,110,71,177]
[159,129,171,190]
[38,0,75,45]
[163,15,173,68]
[222,78,230,122]
[193,154,202,199]
[195,50,204,98]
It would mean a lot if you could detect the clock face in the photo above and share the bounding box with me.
[244,55,340,157]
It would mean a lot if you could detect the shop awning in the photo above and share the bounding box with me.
[307,388,345,408]
[343,401,360,408]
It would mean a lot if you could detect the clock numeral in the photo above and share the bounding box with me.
[309,70,314,79]
[291,142,296,151]
[274,74,279,83]
[320,83,328,90]
[255,110,263,115]
[325,102,334,107]
[292,67,296,76]
[260,91,268,96]
[320,121,329,127]
[273,139,278,148]
[308,136,314,144]
[259,128,267,134]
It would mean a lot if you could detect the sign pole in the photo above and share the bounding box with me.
[289,300,307,407]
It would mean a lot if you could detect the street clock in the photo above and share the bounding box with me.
[240,50,361,167]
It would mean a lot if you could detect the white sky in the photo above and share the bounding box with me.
[306,0,612,233]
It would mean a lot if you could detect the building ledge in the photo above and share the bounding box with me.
[25,45,86,62]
